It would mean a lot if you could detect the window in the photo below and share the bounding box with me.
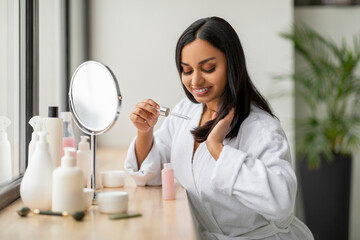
[0,0,88,210]
[0,1,20,184]
[0,0,38,210]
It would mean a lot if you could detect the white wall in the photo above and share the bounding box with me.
[295,6,360,240]
[89,0,295,155]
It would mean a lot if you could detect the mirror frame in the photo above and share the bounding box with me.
[68,60,122,135]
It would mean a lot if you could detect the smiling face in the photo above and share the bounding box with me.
[180,38,227,111]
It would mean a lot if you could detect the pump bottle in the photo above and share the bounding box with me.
[161,163,175,200]
[52,147,84,213]
[77,136,91,186]
[0,116,12,183]
[20,131,54,210]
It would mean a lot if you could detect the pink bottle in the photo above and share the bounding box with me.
[61,112,77,160]
[161,163,175,200]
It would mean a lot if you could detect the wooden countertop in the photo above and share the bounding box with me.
[0,148,197,240]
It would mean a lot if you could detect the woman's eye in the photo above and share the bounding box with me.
[183,70,193,75]
[203,67,215,73]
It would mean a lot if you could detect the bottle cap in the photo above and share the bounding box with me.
[29,116,42,132]
[62,147,76,167]
[48,106,59,118]
[79,136,90,151]
[164,163,171,169]
[60,112,72,122]
[159,107,170,117]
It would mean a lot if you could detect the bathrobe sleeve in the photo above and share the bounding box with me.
[124,102,181,186]
[210,118,297,221]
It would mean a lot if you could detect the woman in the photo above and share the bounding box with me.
[125,17,314,240]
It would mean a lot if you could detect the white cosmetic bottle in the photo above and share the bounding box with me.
[45,106,63,168]
[77,136,91,187]
[28,116,42,163]
[52,147,84,213]
[20,131,54,210]
[0,116,12,183]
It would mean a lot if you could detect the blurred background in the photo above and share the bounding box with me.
[1,0,359,239]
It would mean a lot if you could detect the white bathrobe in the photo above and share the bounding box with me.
[125,98,314,240]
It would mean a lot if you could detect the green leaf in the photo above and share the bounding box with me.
[277,24,360,168]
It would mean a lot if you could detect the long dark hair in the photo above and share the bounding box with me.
[175,16,275,143]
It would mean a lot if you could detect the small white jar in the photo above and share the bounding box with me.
[101,170,125,188]
[98,191,128,214]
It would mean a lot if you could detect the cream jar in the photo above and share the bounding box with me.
[101,170,125,188]
[98,191,128,214]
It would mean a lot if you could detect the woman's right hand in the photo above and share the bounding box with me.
[130,99,160,133]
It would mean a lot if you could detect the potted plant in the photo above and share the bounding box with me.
[279,25,360,240]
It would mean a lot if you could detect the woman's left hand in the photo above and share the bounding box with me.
[206,108,234,160]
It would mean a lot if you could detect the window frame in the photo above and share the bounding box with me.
[0,0,38,210]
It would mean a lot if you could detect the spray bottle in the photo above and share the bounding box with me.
[28,116,43,163]
[0,116,12,183]
[20,131,54,210]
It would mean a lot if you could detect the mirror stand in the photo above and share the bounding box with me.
[90,134,99,203]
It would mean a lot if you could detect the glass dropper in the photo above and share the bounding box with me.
[158,106,190,120]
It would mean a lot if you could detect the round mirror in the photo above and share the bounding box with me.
[69,61,122,135]
[69,61,122,199]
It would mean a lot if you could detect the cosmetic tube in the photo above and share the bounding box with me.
[45,106,63,167]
